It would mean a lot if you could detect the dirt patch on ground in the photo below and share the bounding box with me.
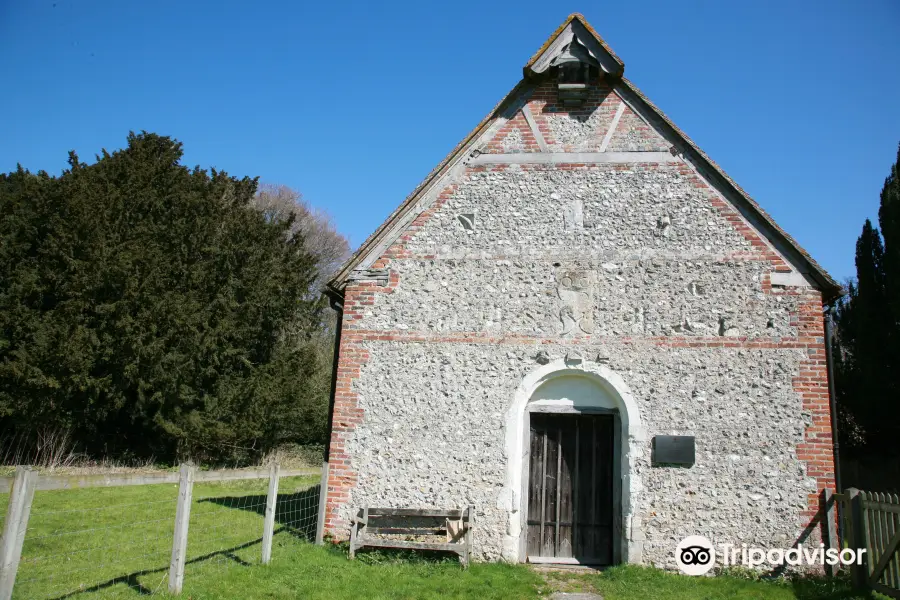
[532,566,604,599]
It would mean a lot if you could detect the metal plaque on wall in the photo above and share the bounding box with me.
[652,435,695,466]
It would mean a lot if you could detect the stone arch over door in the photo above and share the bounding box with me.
[501,358,647,564]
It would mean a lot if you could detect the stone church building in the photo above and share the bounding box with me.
[320,14,841,567]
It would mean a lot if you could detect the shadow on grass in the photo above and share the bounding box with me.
[47,537,264,599]
[45,485,321,599]
[198,483,321,542]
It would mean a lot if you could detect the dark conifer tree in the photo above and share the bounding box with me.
[0,133,328,462]
[834,143,900,457]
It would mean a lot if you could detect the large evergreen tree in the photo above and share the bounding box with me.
[878,144,900,399]
[0,133,327,462]
[835,143,900,457]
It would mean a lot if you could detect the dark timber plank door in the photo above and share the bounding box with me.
[527,413,614,564]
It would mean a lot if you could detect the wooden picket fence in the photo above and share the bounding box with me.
[834,488,900,599]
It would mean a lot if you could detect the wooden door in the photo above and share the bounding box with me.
[526,413,614,564]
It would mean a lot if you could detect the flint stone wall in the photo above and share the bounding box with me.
[362,258,798,338]
[328,135,829,567]
[405,167,751,256]
[342,340,815,567]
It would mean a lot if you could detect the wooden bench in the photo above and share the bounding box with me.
[348,506,475,567]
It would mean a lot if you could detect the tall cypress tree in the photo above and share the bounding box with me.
[878,144,900,392]
[835,143,900,457]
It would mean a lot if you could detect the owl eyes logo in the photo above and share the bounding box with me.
[676,536,716,575]
[680,545,711,566]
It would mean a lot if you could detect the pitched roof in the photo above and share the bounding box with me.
[327,13,841,300]
[523,13,624,78]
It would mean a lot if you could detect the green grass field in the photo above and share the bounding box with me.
[0,477,888,599]
[5,475,546,600]
[546,565,884,600]
[12,474,323,599]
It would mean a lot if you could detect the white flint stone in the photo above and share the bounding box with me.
[335,163,821,565]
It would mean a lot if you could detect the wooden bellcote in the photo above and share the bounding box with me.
[553,37,601,107]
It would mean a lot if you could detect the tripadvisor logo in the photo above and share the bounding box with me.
[675,536,867,575]
[676,536,715,575]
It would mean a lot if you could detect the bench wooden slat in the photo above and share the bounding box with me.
[367,527,446,535]
[367,508,464,518]
[356,539,465,553]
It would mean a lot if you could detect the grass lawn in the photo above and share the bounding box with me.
[183,544,543,600]
[7,474,545,600]
[13,474,324,598]
[1,476,889,599]
[546,565,886,600]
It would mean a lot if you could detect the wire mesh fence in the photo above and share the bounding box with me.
[274,478,321,541]
[186,481,271,578]
[0,466,321,599]
[182,476,321,584]
[17,485,178,598]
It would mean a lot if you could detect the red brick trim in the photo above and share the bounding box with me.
[324,275,404,536]
[341,329,806,348]
[376,183,459,263]
[324,286,378,536]
[527,79,618,151]
[483,110,543,153]
[675,164,791,272]
[790,293,836,527]
[326,178,459,536]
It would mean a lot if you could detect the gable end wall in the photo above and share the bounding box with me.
[323,79,835,568]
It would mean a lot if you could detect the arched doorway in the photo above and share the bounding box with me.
[502,359,646,565]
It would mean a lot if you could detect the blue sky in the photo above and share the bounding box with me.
[2,1,898,282]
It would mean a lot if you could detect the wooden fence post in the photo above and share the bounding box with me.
[844,490,856,559]
[464,505,475,569]
[168,464,195,595]
[315,461,328,545]
[822,489,839,576]
[0,467,37,600]
[847,488,869,589]
[261,462,280,565]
